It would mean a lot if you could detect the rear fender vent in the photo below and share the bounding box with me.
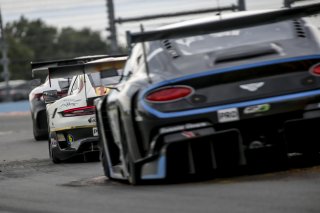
[292,19,306,38]
[162,40,180,59]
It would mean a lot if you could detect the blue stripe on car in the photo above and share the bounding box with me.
[141,156,166,180]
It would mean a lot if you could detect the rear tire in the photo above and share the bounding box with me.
[32,116,46,141]
[33,125,45,141]
[102,152,112,178]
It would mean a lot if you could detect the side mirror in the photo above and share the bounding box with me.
[43,90,59,104]
[29,79,42,87]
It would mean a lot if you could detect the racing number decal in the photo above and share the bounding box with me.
[217,108,239,123]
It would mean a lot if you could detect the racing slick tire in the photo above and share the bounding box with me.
[33,124,46,141]
[32,115,47,141]
[101,152,112,179]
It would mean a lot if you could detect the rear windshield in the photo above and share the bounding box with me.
[173,21,295,55]
[58,79,70,89]
[89,72,121,87]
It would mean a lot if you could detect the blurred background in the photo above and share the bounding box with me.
[0,0,318,104]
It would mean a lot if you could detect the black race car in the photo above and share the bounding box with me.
[95,4,320,184]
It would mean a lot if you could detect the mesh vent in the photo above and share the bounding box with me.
[292,20,306,38]
[162,40,180,59]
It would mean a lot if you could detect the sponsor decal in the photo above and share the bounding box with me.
[244,104,271,114]
[58,99,82,110]
[62,98,82,102]
[159,122,210,134]
[93,127,99,136]
[67,134,74,143]
[60,102,78,108]
[240,82,265,92]
[217,108,239,123]
[181,131,196,138]
[51,141,58,148]
[88,116,96,123]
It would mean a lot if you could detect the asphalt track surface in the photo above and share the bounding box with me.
[1,114,320,213]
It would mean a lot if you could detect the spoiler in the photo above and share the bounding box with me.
[127,3,320,44]
[48,56,128,79]
[31,54,127,78]
[32,67,50,78]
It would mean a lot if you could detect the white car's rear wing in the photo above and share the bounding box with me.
[47,56,128,79]
[31,54,126,78]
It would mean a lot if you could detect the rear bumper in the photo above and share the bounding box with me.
[284,116,320,153]
[137,128,245,180]
[133,93,320,181]
[52,136,99,161]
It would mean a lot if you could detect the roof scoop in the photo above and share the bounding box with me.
[215,43,282,64]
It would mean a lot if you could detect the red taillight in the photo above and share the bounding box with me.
[310,63,320,76]
[145,86,193,102]
[62,106,96,117]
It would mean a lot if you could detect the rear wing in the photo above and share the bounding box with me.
[47,56,128,79]
[32,67,49,79]
[31,54,126,78]
[127,3,320,44]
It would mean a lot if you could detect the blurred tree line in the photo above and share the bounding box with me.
[0,16,125,80]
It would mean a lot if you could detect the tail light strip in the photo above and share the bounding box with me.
[62,106,96,117]
[145,86,194,103]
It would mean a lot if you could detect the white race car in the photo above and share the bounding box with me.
[30,55,110,140]
[42,55,127,163]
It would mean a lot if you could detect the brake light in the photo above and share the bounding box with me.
[310,63,320,76]
[62,106,96,117]
[145,86,193,102]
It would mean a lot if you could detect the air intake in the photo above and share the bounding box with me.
[162,40,180,59]
[215,44,279,64]
[292,20,306,38]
